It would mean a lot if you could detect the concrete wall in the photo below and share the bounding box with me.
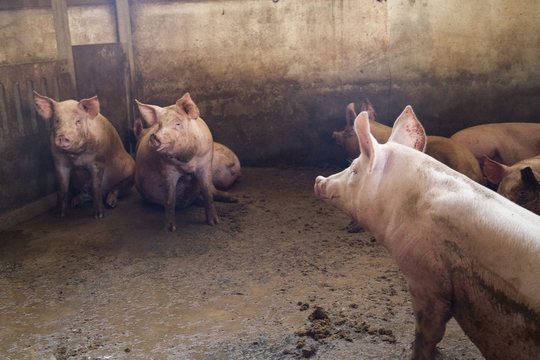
[0,8,57,65]
[131,0,539,165]
[0,0,539,226]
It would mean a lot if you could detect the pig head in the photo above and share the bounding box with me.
[484,155,540,215]
[333,99,485,184]
[135,93,234,231]
[332,99,389,159]
[33,91,134,219]
[316,107,540,359]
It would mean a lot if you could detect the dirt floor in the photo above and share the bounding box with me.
[0,167,484,360]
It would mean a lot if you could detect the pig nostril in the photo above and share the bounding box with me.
[56,136,71,147]
[149,134,161,148]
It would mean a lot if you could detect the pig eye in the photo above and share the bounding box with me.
[350,168,358,175]
[75,119,81,126]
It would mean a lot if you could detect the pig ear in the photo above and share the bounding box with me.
[388,106,426,152]
[361,98,377,122]
[176,92,200,119]
[354,111,379,171]
[79,96,100,119]
[33,90,55,119]
[520,167,540,190]
[136,100,163,126]
[483,156,507,185]
[345,103,356,127]
[133,118,144,140]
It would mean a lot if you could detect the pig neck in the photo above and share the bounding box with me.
[363,144,540,299]
[359,144,470,261]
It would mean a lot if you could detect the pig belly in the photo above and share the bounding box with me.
[450,262,540,359]
[70,167,92,194]
[136,172,199,208]
[70,164,132,197]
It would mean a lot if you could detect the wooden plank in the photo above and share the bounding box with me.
[73,43,130,144]
[67,0,114,6]
[0,0,51,10]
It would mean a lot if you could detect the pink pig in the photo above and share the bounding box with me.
[316,107,540,359]
[451,122,540,169]
[134,93,234,231]
[212,142,241,190]
[483,155,540,215]
[333,99,485,184]
[33,91,135,219]
[133,119,240,190]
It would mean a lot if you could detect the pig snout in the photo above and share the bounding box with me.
[149,134,161,148]
[314,176,327,198]
[55,135,72,149]
[332,131,344,146]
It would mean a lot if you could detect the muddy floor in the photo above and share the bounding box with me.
[0,167,483,360]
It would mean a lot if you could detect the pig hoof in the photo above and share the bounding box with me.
[207,216,220,226]
[106,193,118,208]
[93,211,104,219]
[166,224,177,232]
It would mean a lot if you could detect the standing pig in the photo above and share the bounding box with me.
[135,93,234,231]
[451,122,540,169]
[133,119,241,190]
[315,107,540,359]
[483,155,540,215]
[333,100,485,184]
[33,91,134,219]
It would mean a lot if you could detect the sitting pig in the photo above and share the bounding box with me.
[315,106,540,359]
[333,99,485,184]
[483,155,540,215]
[33,91,134,219]
[451,122,540,169]
[134,93,234,231]
[133,119,241,190]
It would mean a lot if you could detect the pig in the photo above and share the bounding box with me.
[450,122,540,169]
[483,155,540,215]
[33,91,135,219]
[212,142,241,190]
[133,118,241,190]
[315,106,540,360]
[134,93,235,231]
[333,99,485,184]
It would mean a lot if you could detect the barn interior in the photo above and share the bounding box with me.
[0,0,538,359]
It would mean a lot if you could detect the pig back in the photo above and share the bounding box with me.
[451,122,540,166]
[425,136,485,185]
[91,114,135,194]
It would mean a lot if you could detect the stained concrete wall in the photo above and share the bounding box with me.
[0,0,539,226]
[0,8,58,65]
[131,0,539,166]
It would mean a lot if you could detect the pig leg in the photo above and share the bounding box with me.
[105,175,134,208]
[55,164,71,218]
[409,283,452,360]
[212,186,237,203]
[196,167,219,225]
[163,171,181,232]
[90,162,105,219]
